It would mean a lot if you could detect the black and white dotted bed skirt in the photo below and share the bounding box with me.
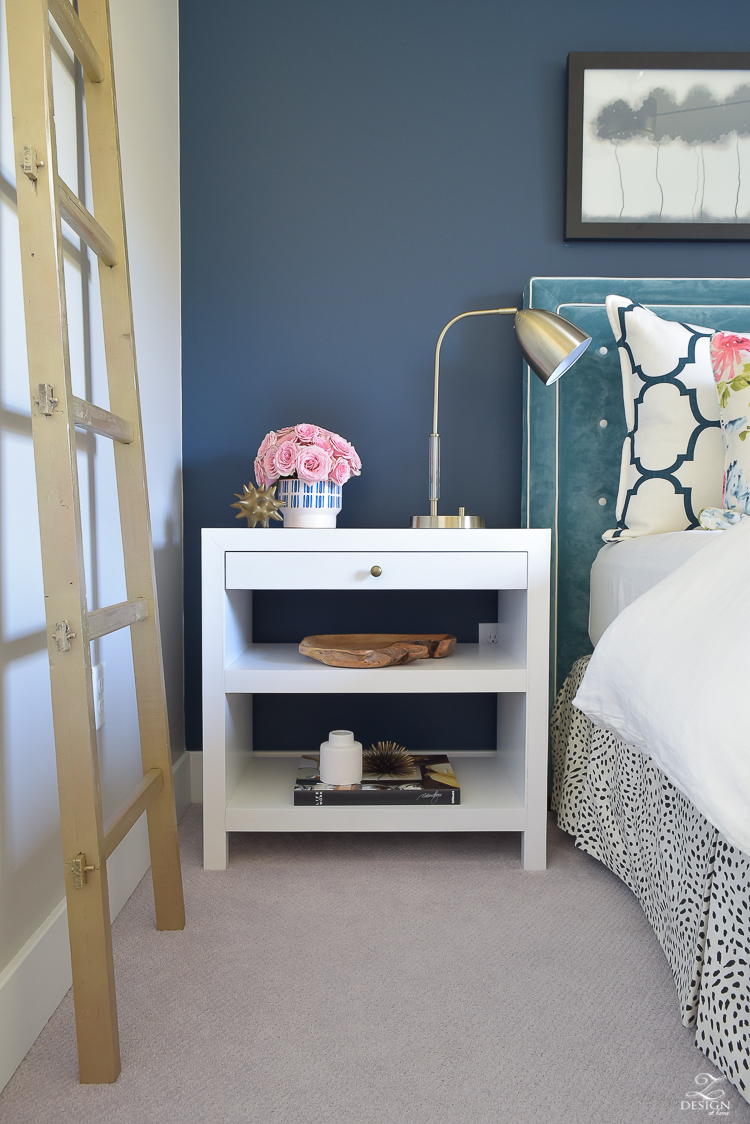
[551,657,749,1105]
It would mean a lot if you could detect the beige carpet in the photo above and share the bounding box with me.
[2,806,748,1124]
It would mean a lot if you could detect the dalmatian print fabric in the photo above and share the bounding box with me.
[696,841,750,1102]
[552,657,749,1104]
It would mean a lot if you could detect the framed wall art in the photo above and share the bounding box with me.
[566,52,750,240]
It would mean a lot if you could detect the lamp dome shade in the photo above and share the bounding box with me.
[514,308,591,385]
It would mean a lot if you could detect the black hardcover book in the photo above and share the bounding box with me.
[293,753,460,806]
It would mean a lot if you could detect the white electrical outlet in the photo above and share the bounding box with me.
[478,623,498,646]
[92,663,105,730]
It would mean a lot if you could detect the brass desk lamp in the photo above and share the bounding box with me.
[411,306,591,528]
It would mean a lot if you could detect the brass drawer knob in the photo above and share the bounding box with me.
[370,565,382,577]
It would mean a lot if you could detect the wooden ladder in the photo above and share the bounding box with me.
[5,0,185,1084]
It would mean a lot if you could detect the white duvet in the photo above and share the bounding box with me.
[574,519,750,855]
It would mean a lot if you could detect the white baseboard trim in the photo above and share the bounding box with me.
[0,754,188,1093]
[0,899,71,1094]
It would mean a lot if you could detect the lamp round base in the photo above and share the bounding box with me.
[410,514,486,528]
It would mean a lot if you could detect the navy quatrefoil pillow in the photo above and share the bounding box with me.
[603,296,724,542]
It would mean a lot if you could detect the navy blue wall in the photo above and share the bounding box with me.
[180,0,750,749]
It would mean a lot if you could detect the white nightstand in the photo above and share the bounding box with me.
[201,528,551,870]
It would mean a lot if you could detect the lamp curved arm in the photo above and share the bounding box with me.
[425,305,590,519]
[430,307,516,514]
[432,307,517,434]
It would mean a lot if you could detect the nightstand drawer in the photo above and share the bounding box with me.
[225,550,527,590]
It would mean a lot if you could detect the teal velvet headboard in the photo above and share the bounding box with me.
[521,276,750,698]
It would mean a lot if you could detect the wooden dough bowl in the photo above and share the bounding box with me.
[299,633,457,669]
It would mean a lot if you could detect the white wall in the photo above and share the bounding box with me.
[0,0,183,1091]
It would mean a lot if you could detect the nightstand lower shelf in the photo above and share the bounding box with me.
[225,755,525,833]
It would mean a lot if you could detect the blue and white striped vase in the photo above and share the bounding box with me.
[276,477,342,528]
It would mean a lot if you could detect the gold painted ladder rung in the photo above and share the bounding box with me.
[72,395,133,443]
[85,599,149,642]
[103,769,163,860]
[58,176,118,266]
[47,0,103,82]
[4,0,185,1086]
[37,384,134,441]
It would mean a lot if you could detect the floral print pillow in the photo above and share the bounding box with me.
[699,332,750,529]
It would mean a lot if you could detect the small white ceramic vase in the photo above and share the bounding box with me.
[276,477,342,528]
[319,729,362,785]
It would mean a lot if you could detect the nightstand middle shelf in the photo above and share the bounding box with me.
[224,642,526,693]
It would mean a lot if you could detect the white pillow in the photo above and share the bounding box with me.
[574,518,750,854]
[603,296,724,542]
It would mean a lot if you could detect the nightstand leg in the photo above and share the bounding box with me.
[203,763,229,870]
[521,822,547,870]
[203,823,228,870]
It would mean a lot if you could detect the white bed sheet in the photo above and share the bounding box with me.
[574,519,750,855]
[589,530,715,645]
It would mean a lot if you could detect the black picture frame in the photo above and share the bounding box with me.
[565,52,750,241]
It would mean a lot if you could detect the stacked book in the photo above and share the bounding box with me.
[293,753,460,805]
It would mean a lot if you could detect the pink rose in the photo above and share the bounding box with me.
[328,432,361,473]
[262,447,280,482]
[296,444,332,483]
[254,456,271,488]
[273,439,298,476]
[328,432,351,457]
[294,423,320,444]
[330,457,351,485]
[257,430,277,457]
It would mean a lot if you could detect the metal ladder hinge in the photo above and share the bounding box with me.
[71,853,96,889]
[53,619,76,651]
[21,144,43,181]
[34,383,58,416]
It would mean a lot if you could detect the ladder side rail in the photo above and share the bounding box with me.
[4,0,120,1083]
[78,0,185,933]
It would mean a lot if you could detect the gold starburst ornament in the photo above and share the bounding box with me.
[231,482,285,528]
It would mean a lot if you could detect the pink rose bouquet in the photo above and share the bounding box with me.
[254,424,362,488]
